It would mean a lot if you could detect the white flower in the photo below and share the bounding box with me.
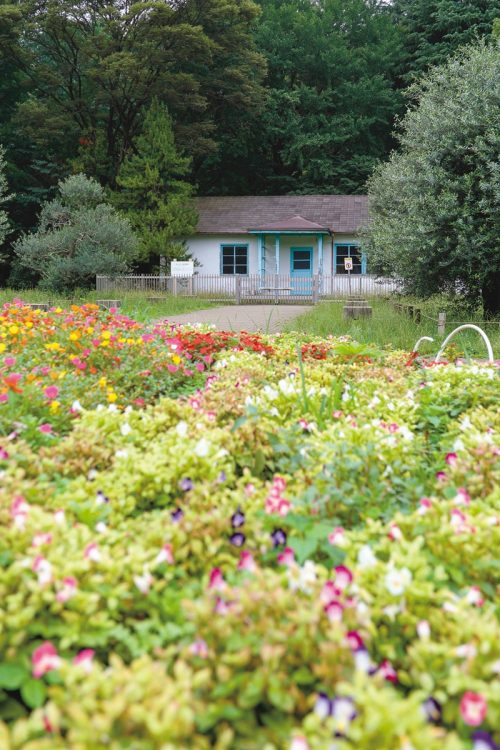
[71,400,83,412]
[357,545,377,569]
[453,437,465,452]
[176,420,188,437]
[290,737,310,750]
[134,568,153,595]
[399,426,414,441]
[278,378,295,396]
[369,395,381,407]
[287,560,317,594]
[263,385,278,400]
[385,566,412,596]
[107,404,118,413]
[195,438,210,457]
[460,416,472,431]
[115,449,128,459]
[417,620,430,640]
[120,422,131,436]
[95,522,108,534]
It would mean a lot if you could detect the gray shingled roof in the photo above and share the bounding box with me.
[196,195,368,234]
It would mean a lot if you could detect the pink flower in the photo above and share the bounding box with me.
[167,364,179,373]
[436,471,447,481]
[32,556,53,586]
[277,547,295,567]
[460,692,487,726]
[134,569,153,594]
[378,659,397,682]
[465,586,484,607]
[290,738,310,750]
[56,576,78,603]
[388,422,399,433]
[346,630,365,651]
[32,642,61,678]
[454,487,471,506]
[155,543,174,565]
[450,508,468,533]
[321,580,342,605]
[244,483,255,496]
[73,649,94,672]
[325,599,344,622]
[238,550,257,572]
[417,620,431,640]
[84,542,101,562]
[39,423,53,434]
[4,356,16,367]
[32,532,53,548]
[388,523,403,541]
[214,597,230,615]
[208,567,225,590]
[11,495,30,528]
[272,476,286,492]
[332,410,343,419]
[334,565,353,590]
[54,509,66,525]
[328,527,345,546]
[189,638,209,658]
[44,385,59,400]
[445,452,458,466]
[418,497,432,514]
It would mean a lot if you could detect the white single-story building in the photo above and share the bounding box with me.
[186,194,369,280]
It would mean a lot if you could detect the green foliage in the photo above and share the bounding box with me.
[114,100,197,267]
[365,41,500,315]
[13,174,139,292]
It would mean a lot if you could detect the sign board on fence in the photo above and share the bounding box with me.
[344,257,353,271]
[171,260,194,277]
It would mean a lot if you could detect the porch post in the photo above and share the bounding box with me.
[275,234,280,275]
[258,234,265,278]
[318,234,324,276]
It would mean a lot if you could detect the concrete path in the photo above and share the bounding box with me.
[158,305,310,333]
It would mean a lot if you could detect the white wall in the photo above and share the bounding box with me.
[185,233,360,275]
[186,234,259,275]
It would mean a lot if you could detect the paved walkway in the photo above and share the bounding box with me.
[158,305,310,333]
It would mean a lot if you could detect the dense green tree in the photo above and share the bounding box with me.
[14,174,138,292]
[365,42,500,316]
[229,0,404,195]
[390,0,500,83]
[114,100,197,269]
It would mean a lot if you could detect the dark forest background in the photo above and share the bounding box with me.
[0,0,498,283]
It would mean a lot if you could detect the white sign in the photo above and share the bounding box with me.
[171,260,194,277]
[344,257,353,271]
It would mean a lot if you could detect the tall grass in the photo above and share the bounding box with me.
[0,289,218,323]
[285,298,500,358]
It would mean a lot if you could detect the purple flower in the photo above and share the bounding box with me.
[217,471,227,483]
[271,528,287,547]
[314,692,333,720]
[231,507,245,528]
[472,732,498,750]
[422,697,442,724]
[331,697,357,736]
[171,507,184,523]
[178,477,194,492]
[229,532,246,547]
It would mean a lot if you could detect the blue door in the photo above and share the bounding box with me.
[290,247,313,295]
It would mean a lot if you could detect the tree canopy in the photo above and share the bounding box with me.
[364,41,500,315]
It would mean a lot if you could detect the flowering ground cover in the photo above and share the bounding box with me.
[0,300,499,750]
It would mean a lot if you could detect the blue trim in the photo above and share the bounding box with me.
[219,243,249,275]
[333,243,366,275]
[249,230,329,235]
[290,247,313,276]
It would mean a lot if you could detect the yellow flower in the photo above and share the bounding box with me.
[98,377,107,388]
[107,391,117,403]
[69,331,80,341]
[9,325,19,335]
[86,327,94,334]
[100,340,110,347]
[54,307,63,313]
[101,330,111,340]
[25,321,33,329]
[50,400,60,413]
[45,342,61,352]
[172,354,181,365]
[0,343,5,353]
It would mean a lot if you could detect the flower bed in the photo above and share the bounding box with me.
[0,301,499,750]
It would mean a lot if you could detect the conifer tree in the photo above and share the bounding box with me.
[114,100,197,270]
[0,145,11,252]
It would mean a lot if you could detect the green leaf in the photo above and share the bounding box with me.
[290,536,317,564]
[20,678,46,708]
[0,663,29,690]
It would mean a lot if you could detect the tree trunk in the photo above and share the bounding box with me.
[481,270,500,317]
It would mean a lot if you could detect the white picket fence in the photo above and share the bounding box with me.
[96,274,402,304]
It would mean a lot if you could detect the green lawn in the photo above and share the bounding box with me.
[285,298,500,359]
[0,289,218,323]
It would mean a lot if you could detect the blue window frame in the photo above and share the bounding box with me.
[220,244,249,275]
[334,244,367,274]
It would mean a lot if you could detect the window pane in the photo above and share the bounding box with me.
[235,247,247,260]
[222,264,234,275]
[235,264,247,275]
[294,251,310,261]
[294,259,311,270]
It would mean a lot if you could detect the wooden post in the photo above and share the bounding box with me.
[415,308,421,324]
[173,277,178,297]
[312,275,319,304]
[235,276,242,305]
[438,311,446,336]
[408,305,414,319]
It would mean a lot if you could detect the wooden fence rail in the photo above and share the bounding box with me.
[96,274,402,304]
